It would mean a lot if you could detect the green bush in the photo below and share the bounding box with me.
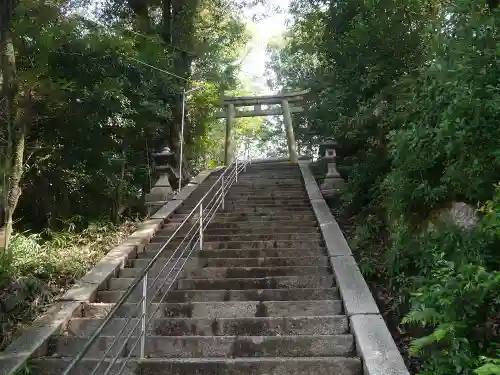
[269,0,499,373]
[399,187,500,375]
[0,220,135,349]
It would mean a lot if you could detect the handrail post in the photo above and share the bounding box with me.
[140,274,148,359]
[235,158,238,182]
[199,203,203,250]
[221,176,225,210]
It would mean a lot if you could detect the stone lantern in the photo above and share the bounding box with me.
[319,139,345,196]
[145,147,175,215]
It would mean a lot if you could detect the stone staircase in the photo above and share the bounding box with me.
[18,160,406,375]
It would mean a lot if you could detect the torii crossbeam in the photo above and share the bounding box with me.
[215,90,309,164]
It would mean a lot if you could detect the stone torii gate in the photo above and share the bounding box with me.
[215,90,308,164]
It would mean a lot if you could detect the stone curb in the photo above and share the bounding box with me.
[330,255,379,316]
[298,160,409,375]
[351,315,411,375]
[0,301,81,375]
[299,161,351,257]
[0,166,220,375]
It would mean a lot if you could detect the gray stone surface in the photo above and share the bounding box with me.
[321,162,345,193]
[155,175,173,187]
[299,161,352,257]
[449,201,478,229]
[64,315,350,337]
[177,275,334,290]
[173,183,198,200]
[152,200,183,220]
[147,167,218,215]
[299,160,379,316]
[98,287,340,303]
[127,218,164,244]
[54,334,355,358]
[31,357,362,375]
[191,167,222,185]
[83,299,343,318]
[310,199,335,224]
[350,314,410,375]
[0,301,80,375]
[147,185,173,201]
[80,244,136,284]
[320,222,352,257]
[59,281,100,302]
[330,256,379,316]
[429,201,479,230]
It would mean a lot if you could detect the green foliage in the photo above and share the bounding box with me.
[399,189,500,374]
[0,219,136,349]
[475,358,500,375]
[270,0,500,373]
[0,0,252,232]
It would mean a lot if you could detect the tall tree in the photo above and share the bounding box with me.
[0,0,25,249]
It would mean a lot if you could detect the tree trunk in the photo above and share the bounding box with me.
[0,0,21,251]
[127,0,198,188]
[168,0,198,185]
[162,0,172,44]
[127,0,151,32]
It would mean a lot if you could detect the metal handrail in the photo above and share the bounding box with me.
[62,155,250,375]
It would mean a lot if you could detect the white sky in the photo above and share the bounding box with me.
[239,0,290,95]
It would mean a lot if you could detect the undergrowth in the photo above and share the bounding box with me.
[0,217,137,350]
[342,185,500,375]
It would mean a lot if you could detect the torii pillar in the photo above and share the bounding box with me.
[217,90,308,165]
[282,99,298,163]
[224,104,235,165]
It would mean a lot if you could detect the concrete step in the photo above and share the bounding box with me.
[233,180,303,184]
[233,179,303,184]
[132,256,329,269]
[107,275,334,292]
[202,227,319,235]
[52,334,355,358]
[147,240,325,251]
[177,275,334,290]
[176,206,313,215]
[197,240,324,250]
[181,198,311,208]
[187,266,331,279]
[237,171,301,175]
[225,197,309,203]
[64,315,349,337]
[204,221,318,229]
[162,226,320,236]
[219,205,312,211]
[236,173,302,177]
[30,356,362,375]
[199,256,328,267]
[121,264,330,279]
[226,187,306,192]
[97,287,340,303]
[224,191,308,198]
[153,233,321,243]
[141,247,328,259]
[241,172,302,175]
[170,213,317,222]
[82,299,343,319]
